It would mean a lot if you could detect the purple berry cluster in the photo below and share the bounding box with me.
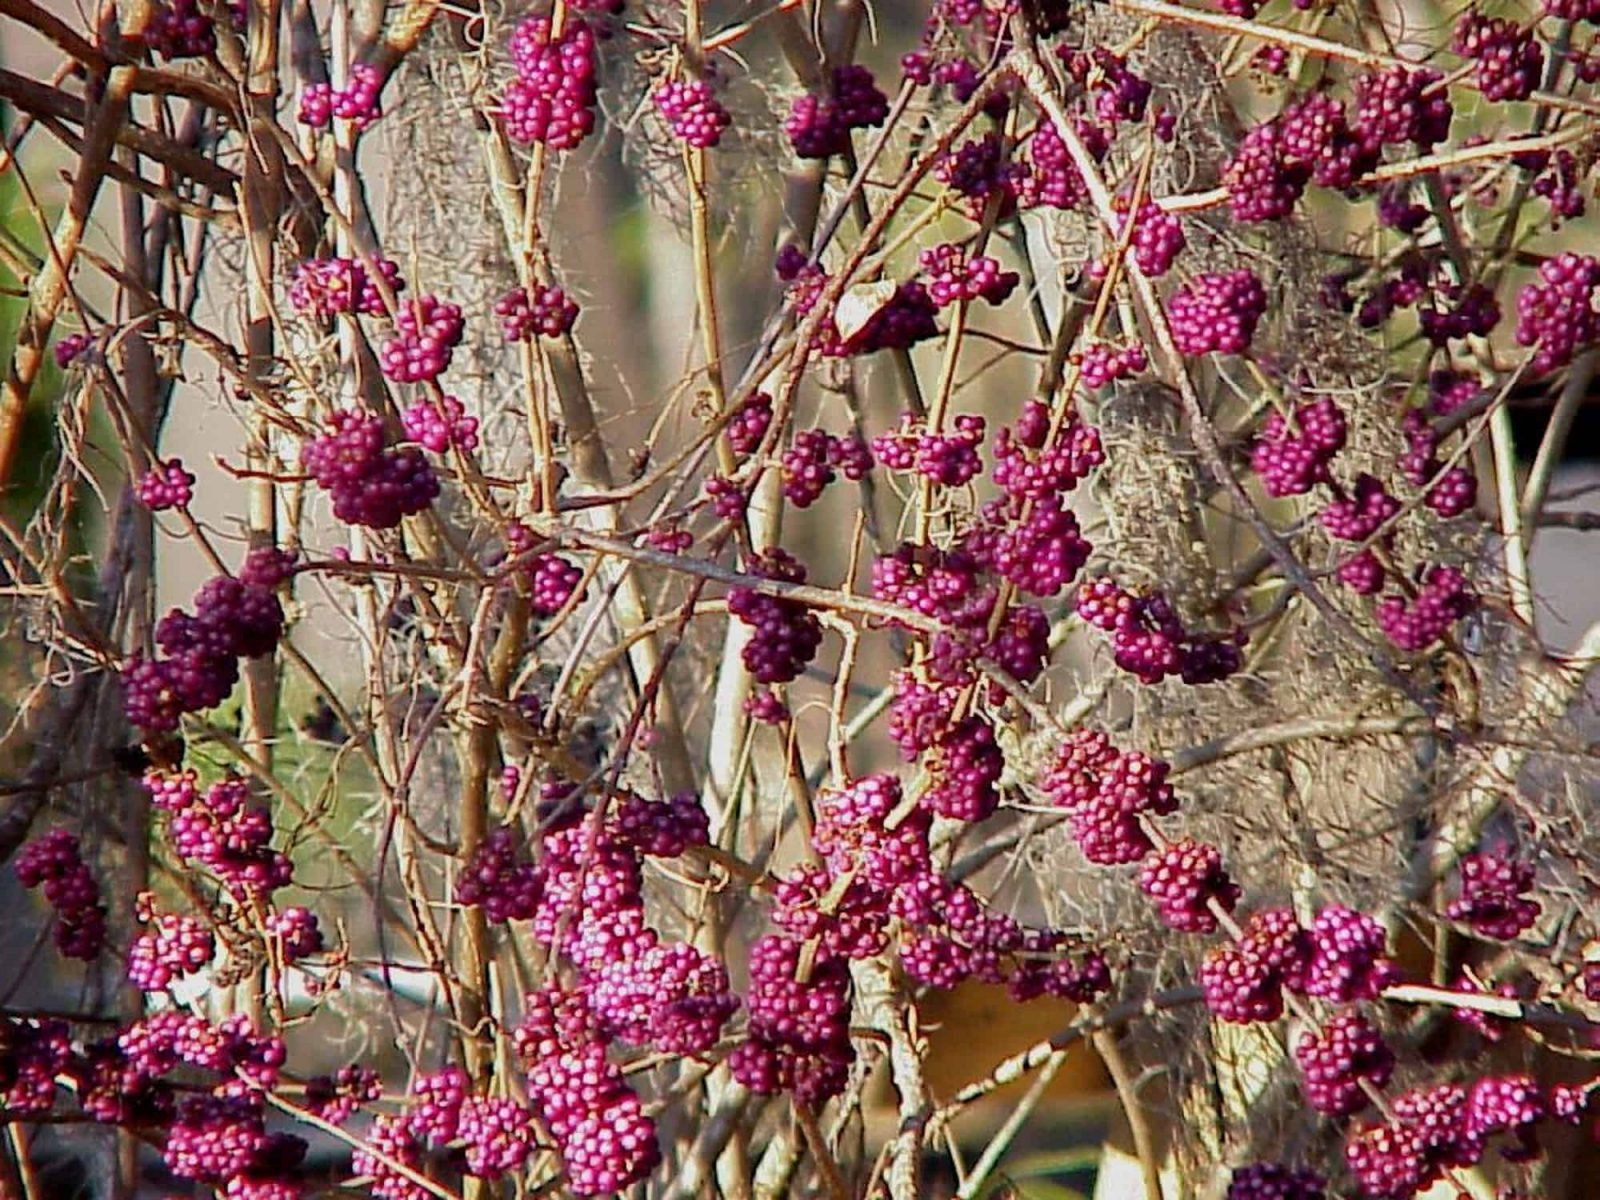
[1126,201,1186,276]
[53,330,92,367]
[302,409,440,529]
[503,17,599,150]
[156,773,294,900]
[1453,12,1544,103]
[1167,269,1268,355]
[289,255,404,321]
[136,457,195,510]
[298,63,384,130]
[727,549,823,683]
[503,521,586,616]
[1226,1164,1327,1200]
[1074,577,1245,685]
[726,391,773,454]
[402,395,479,454]
[1043,729,1178,864]
[781,427,873,507]
[918,242,1020,306]
[146,0,215,59]
[785,65,889,159]
[122,565,286,732]
[1374,564,1472,651]
[1250,398,1348,497]
[1079,340,1149,388]
[1138,838,1241,933]
[655,79,732,148]
[1514,252,1600,374]
[1294,1012,1395,1115]
[1446,850,1541,940]
[496,283,579,340]
[871,413,985,487]
[128,906,215,991]
[15,829,107,960]
[379,293,464,382]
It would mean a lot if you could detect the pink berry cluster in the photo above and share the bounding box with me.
[502,521,586,616]
[870,412,985,488]
[153,772,294,900]
[379,293,464,382]
[1074,577,1246,685]
[1446,849,1541,941]
[1453,12,1544,103]
[503,17,598,150]
[402,395,480,454]
[302,408,440,529]
[0,1008,293,1195]
[146,0,216,59]
[303,1064,382,1127]
[1078,340,1149,388]
[1226,1164,1327,1200]
[728,549,823,683]
[1251,398,1348,498]
[654,78,732,148]
[1043,729,1180,864]
[289,255,404,321]
[918,242,1020,307]
[1374,564,1473,652]
[298,62,384,129]
[514,989,662,1194]
[1514,252,1600,374]
[726,391,773,454]
[15,829,107,960]
[1294,1011,1395,1116]
[1124,201,1187,276]
[353,1065,539,1190]
[1167,268,1268,355]
[267,906,325,961]
[122,560,287,732]
[496,283,579,340]
[451,793,725,1193]
[785,64,889,159]
[128,900,216,991]
[135,456,196,510]
[781,427,873,507]
[1399,398,1477,521]
[1345,1076,1546,1197]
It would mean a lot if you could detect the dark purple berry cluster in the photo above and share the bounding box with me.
[785,65,889,159]
[497,283,579,340]
[781,427,873,507]
[302,409,440,529]
[1074,578,1245,685]
[15,829,107,960]
[1446,850,1541,940]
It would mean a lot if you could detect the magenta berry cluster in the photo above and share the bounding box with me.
[654,79,732,148]
[497,283,579,340]
[1374,563,1472,651]
[503,17,599,150]
[303,408,440,529]
[53,330,92,367]
[402,395,480,453]
[1138,837,1241,933]
[1453,12,1544,103]
[155,773,294,900]
[1168,268,1268,355]
[1251,398,1348,497]
[122,565,286,732]
[136,457,196,510]
[1294,1012,1395,1115]
[289,255,404,321]
[871,412,985,488]
[781,427,873,507]
[1074,577,1245,686]
[15,829,108,960]
[298,63,384,129]
[128,908,215,991]
[146,0,216,59]
[379,293,464,382]
[728,549,823,683]
[1446,850,1541,940]
[785,64,889,159]
[1514,252,1600,374]
[1044,729,1178,864]
[918,242,1020,306]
